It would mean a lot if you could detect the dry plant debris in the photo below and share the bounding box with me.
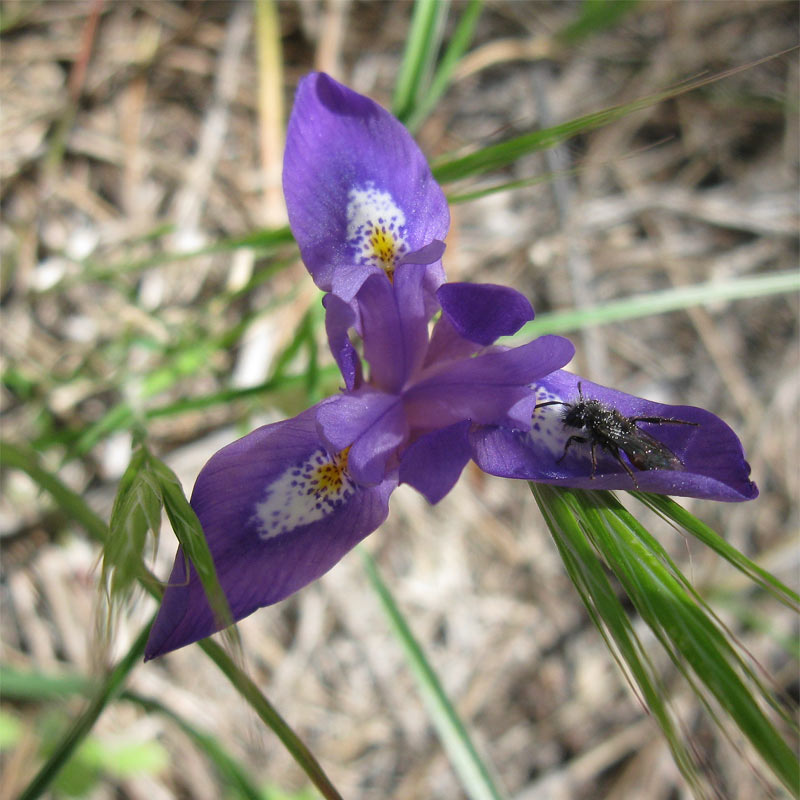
[1,2,797,798]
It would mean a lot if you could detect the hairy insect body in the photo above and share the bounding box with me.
[536,383,698,487]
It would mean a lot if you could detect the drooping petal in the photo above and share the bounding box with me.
[437,283,534,346]
[404,335,575,431]
[358,265,428,393]
[323,293,362,391]
[399,420,473,504]
[144,406,395,659]
[471,370,758,501]
[316,390,408,485]
[283,73,449,300]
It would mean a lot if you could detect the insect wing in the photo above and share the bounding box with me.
[620,426,684,471]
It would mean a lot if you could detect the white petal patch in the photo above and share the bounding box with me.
[346,183,408,275]
[253,447,355,541]
[529,384,590,465]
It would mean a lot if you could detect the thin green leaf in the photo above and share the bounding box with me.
[634,493,800,610]
[0,666,278,800]
[538,485,798,795]
[0,668,90,701]
[360,547,508,800]
[150,455,235,637]
[1,441,108,542]
[124,692,265,800]
[432,53,790,183]
[405,0,484,133]
[61,225,293,288]
[198,638,342,800]
[501,270,800,340]
[393,0,449,122]
[17,621,151,800]
[530,484,707,795]
[557,0,640,45]
[599,503,798,793]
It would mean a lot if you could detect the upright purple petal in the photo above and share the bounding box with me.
[404,335,575,430]
[437,283,534,346]
[358,266,428,393]
[145,406,395,659]
[283,73,449,300]
[471,370,758,501]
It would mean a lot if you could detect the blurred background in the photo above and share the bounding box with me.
[1,1,797,798]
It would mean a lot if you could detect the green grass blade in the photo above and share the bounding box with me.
[17,621,151,800]
[530,483,706,795]
[393,0,449,122]
[2,441,343,800]
[0,667,265,800]
[557,0,640,45]
[0,667,91,701]
[150,453,235,636]
[537,486,798,795]
[1,441,108,542]
[360,548,508,800]
[431,58,785,184]
[125,692,265,800]
[66,225,293,287]
[634,493,800,610]
[405,0,484,133]
[502,270,800,340]
[197,638,343,800]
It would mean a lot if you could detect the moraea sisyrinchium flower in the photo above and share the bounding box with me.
[145,264,574,658]
[145,73,756,660]
[144,75,573,659]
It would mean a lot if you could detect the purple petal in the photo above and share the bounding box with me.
[399,420,473,504]
[425,312,484,366]
[398,240,446,266]
[437,283,534,346]
[145,406,395,659]
[358,266,428,393]
[471,370,758,501]
[323,293,362,391]
[283,73,449,300]
[316,390,408,485]
[404,335,575,430]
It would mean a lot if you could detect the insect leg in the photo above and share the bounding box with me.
[616,454,640,490]
[556,435,589,464]
[534,400,567,411]
[630,416,698,427]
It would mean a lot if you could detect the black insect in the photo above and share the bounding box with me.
[535,382,699,488]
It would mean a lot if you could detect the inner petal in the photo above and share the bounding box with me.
[347,183,408,279]
[252,446,355,540]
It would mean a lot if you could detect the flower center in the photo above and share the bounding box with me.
[254,446,354,540]
[346,183,408,280]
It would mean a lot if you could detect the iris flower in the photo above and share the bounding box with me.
[144,74,756,660]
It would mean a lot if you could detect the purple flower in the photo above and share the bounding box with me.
[471,370,758,501]
[283,72,449,303]
[144,73,757,661]
[145,264,574,659]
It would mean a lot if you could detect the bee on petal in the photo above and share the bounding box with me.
[536,382,698,489]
